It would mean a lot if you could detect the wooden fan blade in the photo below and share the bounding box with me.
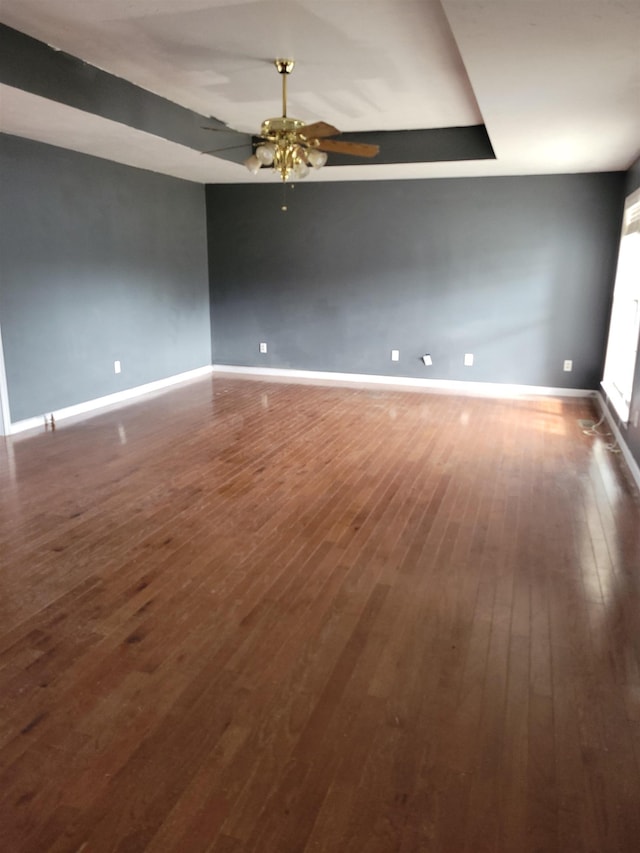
[298,121,340,140]
[316,138,380,158]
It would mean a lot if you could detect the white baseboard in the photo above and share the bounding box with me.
[8,365,214,435]
[212,364,595,400]
[5,361,603,440]
[595,392,640,493]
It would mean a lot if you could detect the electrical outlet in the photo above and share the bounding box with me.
[114,360,121,374]
[563,359,573,372]
[422,354,433,366]
[391,349,399,362]
[464,353,474,367]
[259,342,267,354]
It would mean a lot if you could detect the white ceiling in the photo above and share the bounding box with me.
[1,0,639,183]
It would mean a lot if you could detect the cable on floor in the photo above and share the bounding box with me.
[581,411,621,453]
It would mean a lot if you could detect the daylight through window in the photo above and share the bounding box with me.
[602,188,640,424]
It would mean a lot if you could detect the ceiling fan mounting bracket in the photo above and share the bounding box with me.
[275,58,294,75]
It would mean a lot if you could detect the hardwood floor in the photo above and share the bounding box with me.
[1,376,639,852]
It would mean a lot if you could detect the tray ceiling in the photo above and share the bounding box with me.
[0,0,638,183]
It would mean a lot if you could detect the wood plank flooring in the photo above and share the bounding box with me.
[1,376,639,852]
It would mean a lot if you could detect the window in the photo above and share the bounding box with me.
[602,188,640,424]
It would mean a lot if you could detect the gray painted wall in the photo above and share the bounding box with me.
[0,134,211,422]
[207,173,624,390]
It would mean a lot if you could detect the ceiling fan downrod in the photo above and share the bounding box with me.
[275,58,294,119]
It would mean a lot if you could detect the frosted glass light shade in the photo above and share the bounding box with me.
[255,144,275,165]
[293,161,310,179]
[244,154,262,174]
[307,149,328,169]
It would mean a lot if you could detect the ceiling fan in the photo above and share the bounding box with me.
[204,59,380,182]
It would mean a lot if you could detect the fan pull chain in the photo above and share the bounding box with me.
[281,183,295,211]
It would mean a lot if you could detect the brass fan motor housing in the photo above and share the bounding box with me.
[260,117,306,138]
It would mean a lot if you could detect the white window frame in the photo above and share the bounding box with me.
[601,187,640,424]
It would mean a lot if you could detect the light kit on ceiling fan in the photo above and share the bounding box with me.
[243,58,380,183]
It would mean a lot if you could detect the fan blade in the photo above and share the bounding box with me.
[202,144,253,155]
[298,121,340,140]
[316,138,380,158]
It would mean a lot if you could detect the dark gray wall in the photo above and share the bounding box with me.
[0,134,211,422]
[207,173,625,390]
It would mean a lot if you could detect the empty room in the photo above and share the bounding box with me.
[1,1,640,851]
